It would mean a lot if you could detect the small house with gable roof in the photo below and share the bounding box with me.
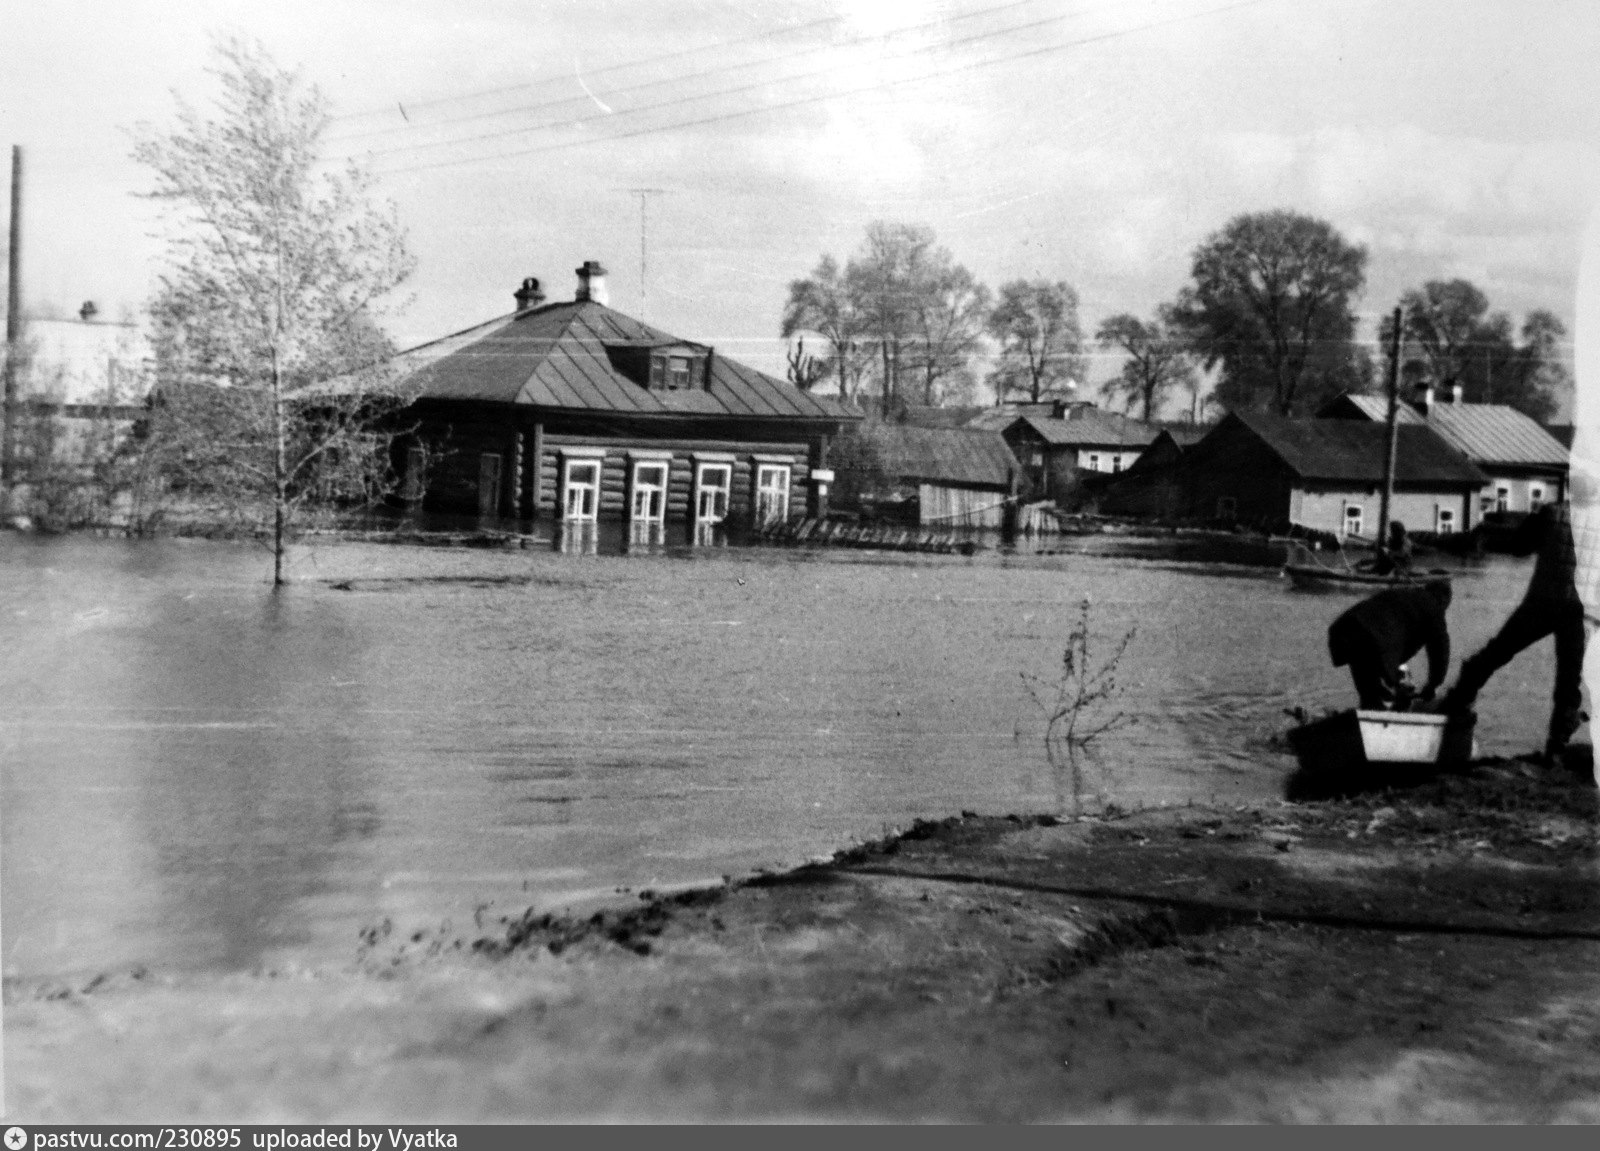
[967,402,1159,504]
[1138,410,1487,539]
[1318,389,1568,515]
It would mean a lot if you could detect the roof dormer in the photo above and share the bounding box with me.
[604,340,713,392]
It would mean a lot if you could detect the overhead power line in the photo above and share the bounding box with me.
[366,0,1271,176]
[332,0,1111,163]
[328,0,1048,146]
[329,10,849,125]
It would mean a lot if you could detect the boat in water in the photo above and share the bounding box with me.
[1282,545,1451,592]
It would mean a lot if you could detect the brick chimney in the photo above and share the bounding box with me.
[575,260,609,305]
[513,276,545,311]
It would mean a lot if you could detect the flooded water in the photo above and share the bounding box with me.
[0,533,1563,981]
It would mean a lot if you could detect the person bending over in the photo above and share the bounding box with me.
[1328,580,1452,711]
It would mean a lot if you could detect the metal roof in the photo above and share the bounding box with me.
[1422,404,1570,469]
[1227,410,1487,486]
[389,300,856,422]
[1017,410,1161,448]
[849,423,1018,488]
[1320,393,1425,425]
[1319,393,1567,468]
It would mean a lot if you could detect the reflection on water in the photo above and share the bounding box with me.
[0,534,1555,980]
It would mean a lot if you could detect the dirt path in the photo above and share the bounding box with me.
[7,760,1599,1123]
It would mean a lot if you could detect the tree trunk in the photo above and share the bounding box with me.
[272,355,286,587]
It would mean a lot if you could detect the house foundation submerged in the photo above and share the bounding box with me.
[382,263,859,539]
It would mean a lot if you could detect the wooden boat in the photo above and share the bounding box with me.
[1282,553,1451,592]
[1283,305,1455,595]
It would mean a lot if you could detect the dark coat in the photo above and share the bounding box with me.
[1327,584,1452,689]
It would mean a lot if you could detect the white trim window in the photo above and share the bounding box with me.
[1087,453,1100,472]
[1435,505,1457,534]
[1343,503,1364,539]
[1530,484,1546,512]
[695,461,732,526]
[630,460,668,524]
[561,458,601,521]
[754,463,791,526]
[1496,486,1510,513]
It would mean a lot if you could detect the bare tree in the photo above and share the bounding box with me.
[1096,310,1197,422]
[986,280,1084,403]
[131,37,414,584]
[905,261,990,407]
[781,255,869,402]
[784,224,990,413]
[784,336,828,392]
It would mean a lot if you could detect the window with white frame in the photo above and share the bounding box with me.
[630,460,668,524]
[647,348,705,391]
[1087,453,1100,471]
[754,463,791,526]
[1530,485,1546,512]
[1436,505,1457,534]
[695,462,732,526]
[1496,486,1510,513]
[561,458,601,521]
[1344,503,1364,538]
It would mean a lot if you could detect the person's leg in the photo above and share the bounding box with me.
[1447,600,1556,710]
[1345,643,1399,710]
[1545,604,1588,759]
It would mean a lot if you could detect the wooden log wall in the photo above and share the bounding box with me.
[411,410,829,526]
[534,435,812,525]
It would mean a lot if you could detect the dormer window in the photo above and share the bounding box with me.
[646,345,708,391]
[667,355,692,389]
[605,340,713,392]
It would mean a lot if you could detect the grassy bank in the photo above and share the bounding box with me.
[7,757,1598,1123]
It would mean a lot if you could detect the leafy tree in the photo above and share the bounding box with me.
[985,279,1085,404]
[131,37,414,584]
[1170,210,1368,415]
[781,255,869,402]
[1382,280,1567,421]
[1096,309,1197,422]
[1506,310,1569,423]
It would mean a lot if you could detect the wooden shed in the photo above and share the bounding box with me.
[833,422,1019,528]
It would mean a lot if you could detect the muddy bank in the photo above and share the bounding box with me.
[7,758,1599,1123]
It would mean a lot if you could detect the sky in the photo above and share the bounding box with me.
[2,0,1596,413]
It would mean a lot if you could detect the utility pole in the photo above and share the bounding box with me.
[624,188,666,316]
[1378,305,1402,549]
[3,144,22,496]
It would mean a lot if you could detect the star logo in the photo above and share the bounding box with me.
[5,1128,28,1150]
